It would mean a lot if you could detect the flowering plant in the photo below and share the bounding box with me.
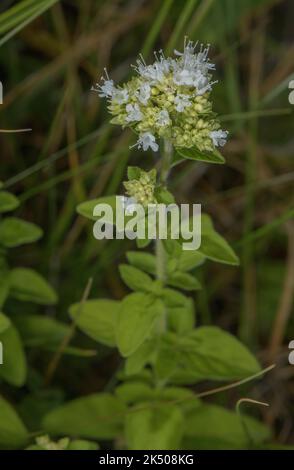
[39,40,272,450]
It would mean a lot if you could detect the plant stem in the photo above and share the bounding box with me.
[155,138,173,332]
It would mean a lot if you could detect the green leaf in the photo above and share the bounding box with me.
[18,389,64,431]
[126,404,184,450]
[0,273,10,309]
[0,313,27,386]
[168,271,202,290]
[136,236,152,248]
[155,327,260,383]
[77,195,117,221]
[0,257,10,308]
[119,264,154,292]
[126,251,156,275]
[167,298,195,334]
[199,231,239,265]
[116,382,154,405]
[0,311,10,333]
[0,395,29,449]
[125,339,156,376]
[9,268,57,305]
[162,289,196,334]
[117,293,164,357]
[175,147,225,165]
[197,214,239,265]
[69,299,119,347]
[43,393,125,440]
[12,313,69,348]
[162,288,188,307]
[154,186,175,204]
[0,217,42,248]
[183,404,270,449]
[175,250,205,272]
[0,191,20,213]
[127,166,142,180]
[163,239,183,257]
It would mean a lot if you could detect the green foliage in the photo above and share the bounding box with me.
[77,195,117,221]
[126,404,184,450]
[154,327,260,384]
[0,313,26,386]
[0,396,29,449]
[12,314,69,348]
[119,264,154,293]
[117,293,164,357]
[0,189,57,395]
[9,268,58,305]
[0,0,286,451]
[69,299,119,347]
[43,393,126,440]
[174,147,226,165]
[0,191,20,213]
[0,217,42,247]
[183,404,271,449]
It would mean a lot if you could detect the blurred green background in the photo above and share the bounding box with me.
[0,0,293,446]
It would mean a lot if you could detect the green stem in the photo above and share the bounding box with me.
[155,138,173,332]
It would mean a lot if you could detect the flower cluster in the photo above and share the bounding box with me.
[92,40,228,152]
[123,169,157,212]
[35,435,69,450]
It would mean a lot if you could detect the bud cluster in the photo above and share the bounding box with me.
[123,169,156,207]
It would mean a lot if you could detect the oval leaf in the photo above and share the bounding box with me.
[126,404,184,450]
[175,147,225,165]
[0,396,29,449]
[0,191,20,213]
[0,314,27,386]
[43,393,125,440]
[0,217,42,248]
[117,293,164,357]
[10,268,57,305]
[183,404,270,449]
[69,299,119,347]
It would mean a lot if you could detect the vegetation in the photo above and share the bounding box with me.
[0,0,293,450]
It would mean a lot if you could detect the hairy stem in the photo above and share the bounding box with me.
[155,138,173,332]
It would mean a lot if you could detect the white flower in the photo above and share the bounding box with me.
[173,41,216,94]
[210,129,228,147]
[121,196,138,215]
[136,83,151,105]
[132,132,159,152]
[193,72,212,95]
[133,52,171,83]
[173,69,196,86]
[175,41,215,74]
[112,88,129,104]
[91,69,116,98]
[125,103,142,122]
[92,78,115,98]
[156,109,170,127]
[174,94,192,112]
